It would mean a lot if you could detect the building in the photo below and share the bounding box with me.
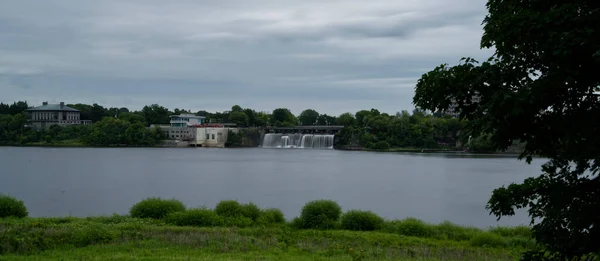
[25,102,92,129]
[445,95,481,118]
[169,114,206,127]
[195,126,238,147]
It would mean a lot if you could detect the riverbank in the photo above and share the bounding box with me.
[0,216,533,261]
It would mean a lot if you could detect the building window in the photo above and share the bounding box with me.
[212,134,215,140]
[206,134,209,140]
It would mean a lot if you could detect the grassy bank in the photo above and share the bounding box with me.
[0,216,532,261]
[0,197,535,260]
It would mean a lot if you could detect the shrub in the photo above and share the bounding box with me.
[470,232,507,248]
[257,208,286,225]
[240,202,261,221]
[489,226,532,238]
[372,141,390,150]
[384,218,434,237]
[165,208,222,227]
[223,216,253,228]
[299,199,342,229]
[340,210,384,231]
[290,217,304,229]
[0,194,28,218]
[215,200,243,218]
[433,221,480,241]
[129,198,186,219]
[72,225,116,247]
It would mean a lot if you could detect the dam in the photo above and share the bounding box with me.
[260,125,343,149]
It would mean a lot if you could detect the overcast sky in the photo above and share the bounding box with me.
[0,0,493,115]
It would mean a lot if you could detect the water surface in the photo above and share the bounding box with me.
[0,147,543,227]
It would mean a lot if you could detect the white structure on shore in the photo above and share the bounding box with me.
[169,114,206,127]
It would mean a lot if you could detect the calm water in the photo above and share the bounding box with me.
[0,147,543,227]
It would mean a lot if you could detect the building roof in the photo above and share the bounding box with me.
[170,114,206,119]
[26,104,80,112]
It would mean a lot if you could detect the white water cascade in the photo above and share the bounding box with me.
[260,133,334,149]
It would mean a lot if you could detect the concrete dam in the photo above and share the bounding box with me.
[260,125,343,149]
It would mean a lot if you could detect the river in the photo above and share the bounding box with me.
[0,147,543,228]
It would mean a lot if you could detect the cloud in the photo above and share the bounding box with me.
[0,0,491,115]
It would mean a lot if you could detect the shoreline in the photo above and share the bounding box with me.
[1,144,520,155]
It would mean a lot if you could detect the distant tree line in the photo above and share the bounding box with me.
[1,101,481,150]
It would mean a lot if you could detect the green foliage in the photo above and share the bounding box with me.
[434,221,481,241]
[340,210,383,231]
[165,208,223,227]
[470,232,507,248]
[86,118,163,146]
[257,208,286,225]
[222,216,254,228]
[467,133,495,153]
[129,198,186,219]
[0,217,532,259]
[298,109,320,126]
[0,194,28,218]
[335,112,355,126]
[240,202,261,222]
[272,108,296,126]
[141,104,170,125]
[412,0,600,258]
[299,200,342,230]
[225,130,242,147]
[370,141,390,150]
[229,111,249,127]
[215,200,243,218]
[384,218,434,237]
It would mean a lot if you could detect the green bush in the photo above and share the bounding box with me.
[488,226,532,238]
[72,225,116,247]
[257,208,286,225]
[433,221,480,241]
[165,208,223,227]
[240,202,261,221]
[223,216,253,228]
[129,198,186,219]
[0,194,28,218]
[384,218,434,237]
[290,217,304,229]
[372,141,390,150]
[470,232,507,248]
[215,200,243,218]
[299,199,342,229]
[340,210,384,231]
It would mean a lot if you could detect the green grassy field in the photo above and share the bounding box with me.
[0,216,534,261]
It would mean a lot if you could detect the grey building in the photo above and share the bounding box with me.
[26,102,92,129]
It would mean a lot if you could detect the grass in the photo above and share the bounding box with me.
[0,216,533,261]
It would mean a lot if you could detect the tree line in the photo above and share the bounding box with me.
[0,101,483,150]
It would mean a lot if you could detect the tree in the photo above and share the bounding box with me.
[272,108,296,126]
[335,113,355,126]
[231,105,243,112]
[413,0,600,259]
[229,111,249,127]
[142,104,171,125]
[0,103,9,115]
[298,109,319,125]
[8,101,28,115]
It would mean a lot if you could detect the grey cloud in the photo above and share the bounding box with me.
[0,0,491,115]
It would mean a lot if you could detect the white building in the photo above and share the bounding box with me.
[445,95,481,118]
[169,114,206,127]
[195,127,239,147]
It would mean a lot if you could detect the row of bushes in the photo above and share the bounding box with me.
[1,195,533,248]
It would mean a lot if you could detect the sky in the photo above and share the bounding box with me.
[0,0,493,115]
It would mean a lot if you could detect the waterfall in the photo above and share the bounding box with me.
[261,133,334,149]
